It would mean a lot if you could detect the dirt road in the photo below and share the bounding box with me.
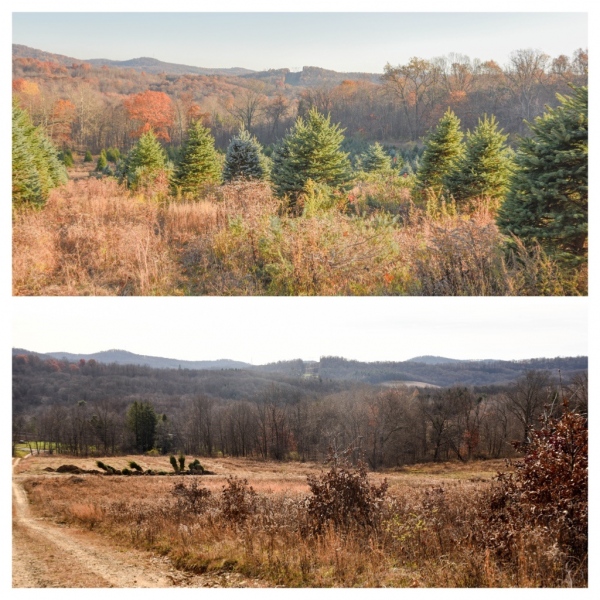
[12,457,258,588]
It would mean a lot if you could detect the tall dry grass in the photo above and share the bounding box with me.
[19,456,586,588]
[13,178,585,296]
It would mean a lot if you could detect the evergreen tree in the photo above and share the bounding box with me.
[96,149,108,171]
[174,121,221,195]
[223,128,267,182]
[445,114,513,203]
[416,109,464,194]
[106,147,121,163]
[37,135,69,192]
[497,87,588,267]
[60,148,74,167]
[83,150,93,162]
[271,108,351,200]
[124,130,168,189]
[127,401,157,453]
[360,142,393,173]
[12,101,67,207]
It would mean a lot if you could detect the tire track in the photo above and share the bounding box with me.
[12,456,178,587]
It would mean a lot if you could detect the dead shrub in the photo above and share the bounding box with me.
[171,479,212,514]
[306,451,388,536]
[220,476,257,525]
[409,210,511,295]
[479,403,587,572]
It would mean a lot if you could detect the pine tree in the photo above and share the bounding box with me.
[124,130,168,189]
[84,150,93,162]
[497,87,588,267]
[174,121,221,195]
[360,142,393,173]
[12,101,67,207]
[223,128,267,182]
[106,147,121,163]
[96,149,108,171]
[60,148,74,167]
[271,108,351,200]
[416,109,464,195]
[12,104,42,205]
[127,401,157,453]
[37,135,68,192]
[445,114,513,203]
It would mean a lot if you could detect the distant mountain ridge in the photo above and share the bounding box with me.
[12,44,381,82]
[12,347,587,388]
[12,348,251,371]
[13,44,254,76]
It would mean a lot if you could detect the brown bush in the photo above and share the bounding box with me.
[220,476,257,525]
[306,452,388,536]
[171,479,212,514]
[480,403,587,566]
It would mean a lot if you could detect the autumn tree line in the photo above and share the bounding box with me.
[13,48,587,151]
[13,353,587,468]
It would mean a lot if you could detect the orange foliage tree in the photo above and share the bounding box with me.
[123,90,174,141]
[50,99,76,145]
[13,79,40,95]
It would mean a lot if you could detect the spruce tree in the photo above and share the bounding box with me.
[84,150,93,162]
[416,109,464,195]
[37,135,68,193]
[497,86,588,267]
[223,128,267,182]
[360,142,393,173]
[271,108,351,200]
[127,401,157,453]
[106,147,121,163]
[124,130,168,189]
[96,149,108,171]
[174,121,221,195]
[12,101,67,207]
[445,114,513,203]
[60,148,74,167]
[12,104,42,205]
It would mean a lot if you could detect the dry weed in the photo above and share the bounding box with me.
[13,178,586,296]
[18,455,587,587]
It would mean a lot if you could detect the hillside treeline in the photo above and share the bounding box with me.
[13,354,587,467]
[264,355,588,386]
[13,47,587,152]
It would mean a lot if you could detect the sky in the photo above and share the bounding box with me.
[12,297,588,365]
[11,6,588,73]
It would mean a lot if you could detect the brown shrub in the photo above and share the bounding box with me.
[220,476,257,525]
[171,479,212,514]
[479,404,587,569]
[306,453,388,536]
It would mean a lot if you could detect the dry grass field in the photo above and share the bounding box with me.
[13,454,585,588]
[13,178,582,296]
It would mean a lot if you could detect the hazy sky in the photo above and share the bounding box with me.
[12,8,588,73]
[12,297,587,364]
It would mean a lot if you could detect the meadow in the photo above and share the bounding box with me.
[13,175,579,297]
[15,453,586,587]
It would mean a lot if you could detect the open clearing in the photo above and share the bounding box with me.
[12,455,270,588]
[13,453,503,588]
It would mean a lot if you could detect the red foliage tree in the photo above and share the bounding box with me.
[123,90,174,141]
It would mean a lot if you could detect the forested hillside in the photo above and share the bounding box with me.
[13,44,587,150]
[13,352,587,466]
